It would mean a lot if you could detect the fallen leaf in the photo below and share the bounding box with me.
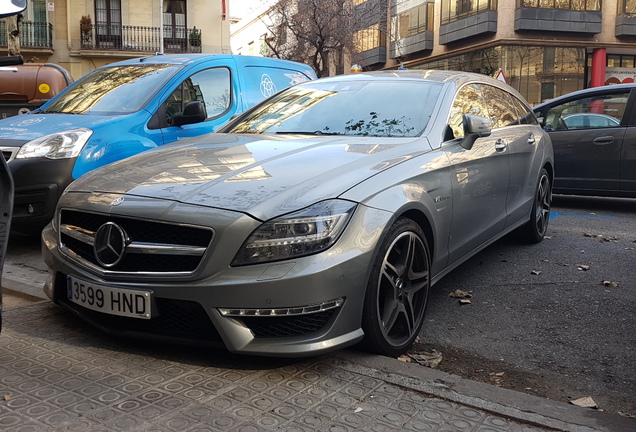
[405,350,443,368]
[449,289,472,298]
[531,270,541,275]
[459,299,471,305]
[397,354,412,363]
[577,264,590,271]
[354,407,364,413]
[601,280,619,287]
[570,396,598,409]
[447,326,456,330]
[583,233,595,238]
[3,395,10,401]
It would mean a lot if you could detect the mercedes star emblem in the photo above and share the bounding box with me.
[93,222,129,267]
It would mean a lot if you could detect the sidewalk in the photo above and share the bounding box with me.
[2,267,635,431]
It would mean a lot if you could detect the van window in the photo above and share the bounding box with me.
[163,67,231,124]
[43,64,180,115]
[241,66,312,107]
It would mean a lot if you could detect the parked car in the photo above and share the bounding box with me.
[533,84,636,197]
[0,0,26,333]
[0,54,316,234]
[0,63,73,118]
[42,70,553,357]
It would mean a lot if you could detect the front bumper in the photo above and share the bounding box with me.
[41,203,393,357]
[7,156,76,233]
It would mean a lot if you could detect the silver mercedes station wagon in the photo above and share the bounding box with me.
[42,71,553,357]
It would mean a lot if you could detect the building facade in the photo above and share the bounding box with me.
[1,0,231,79]
[378,0,636,105]
[232,0,636,105]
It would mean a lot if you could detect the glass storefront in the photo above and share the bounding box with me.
[412,45,586,105]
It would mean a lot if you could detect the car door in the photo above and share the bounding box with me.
[154,65,235,144]
[445,83,510,264]
[536,89,629,194]
[480,84,543,227]
[619,93,636,194]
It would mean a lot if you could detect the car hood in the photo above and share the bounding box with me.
[69,133,430,221]
[0,113,127,143]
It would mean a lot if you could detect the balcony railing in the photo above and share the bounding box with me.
[80,24,202,53]
[0,20,53,49]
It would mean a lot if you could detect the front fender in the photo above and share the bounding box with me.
[340,150,453,278]
[72,117,160,179]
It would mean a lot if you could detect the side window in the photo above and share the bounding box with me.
[448,84,489,139]
[163,67,231,125]
[509,95,539,126]
[480,85,518,129]
[544,92,628,131]
[242,66,312,108]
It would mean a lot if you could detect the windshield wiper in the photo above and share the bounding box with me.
[275,131,340,135]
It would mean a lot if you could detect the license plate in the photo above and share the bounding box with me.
[67,276,152,319]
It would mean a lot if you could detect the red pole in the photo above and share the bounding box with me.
[590,48,607,88]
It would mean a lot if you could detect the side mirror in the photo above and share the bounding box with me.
[0,0,26,18]
[171,101,207,127]
[460,114,491,150]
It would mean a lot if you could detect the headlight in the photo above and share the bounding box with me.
[232,199,357,266]
[16,128,93,159]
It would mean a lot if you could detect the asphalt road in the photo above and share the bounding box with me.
[3,195,635,420]
[418,195,636,419]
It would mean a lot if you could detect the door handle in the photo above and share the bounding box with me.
[495,139,507,151]
[593,136,615,145]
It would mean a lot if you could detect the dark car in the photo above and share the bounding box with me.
[42,70,553,357]
[0,0,25,333]
[533,84,636,198]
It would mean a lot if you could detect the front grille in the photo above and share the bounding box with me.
[60,209,213,274]
[243,310,336,338]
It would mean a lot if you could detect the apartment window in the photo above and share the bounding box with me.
[619,0,636,13]
[164,0,187,49]
[392,2,434,39]
[441,0,496,24]
[95,0,122,48]
[354,24,385,52]
[517,0,600,11]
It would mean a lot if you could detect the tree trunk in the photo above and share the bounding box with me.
[6,15,21,56]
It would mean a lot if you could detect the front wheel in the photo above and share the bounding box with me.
[360,218,431,357]
[519,168,552,243]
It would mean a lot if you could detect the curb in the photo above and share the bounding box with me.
[1,272,48,299]
[332,351,636,432]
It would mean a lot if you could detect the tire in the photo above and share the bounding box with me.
[519,168,552,244]
[361,218,431,357]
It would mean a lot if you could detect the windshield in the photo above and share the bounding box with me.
[43,64,182,115]
[221,79,443,137]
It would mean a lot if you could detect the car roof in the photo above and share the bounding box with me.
[303,70,529,103]
[534,83,636,109]
[102,54,309,69]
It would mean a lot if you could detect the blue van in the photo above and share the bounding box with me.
[0,54,316,234]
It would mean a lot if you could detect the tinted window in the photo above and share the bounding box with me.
[223,80,443,137]
[544,92,628,131]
